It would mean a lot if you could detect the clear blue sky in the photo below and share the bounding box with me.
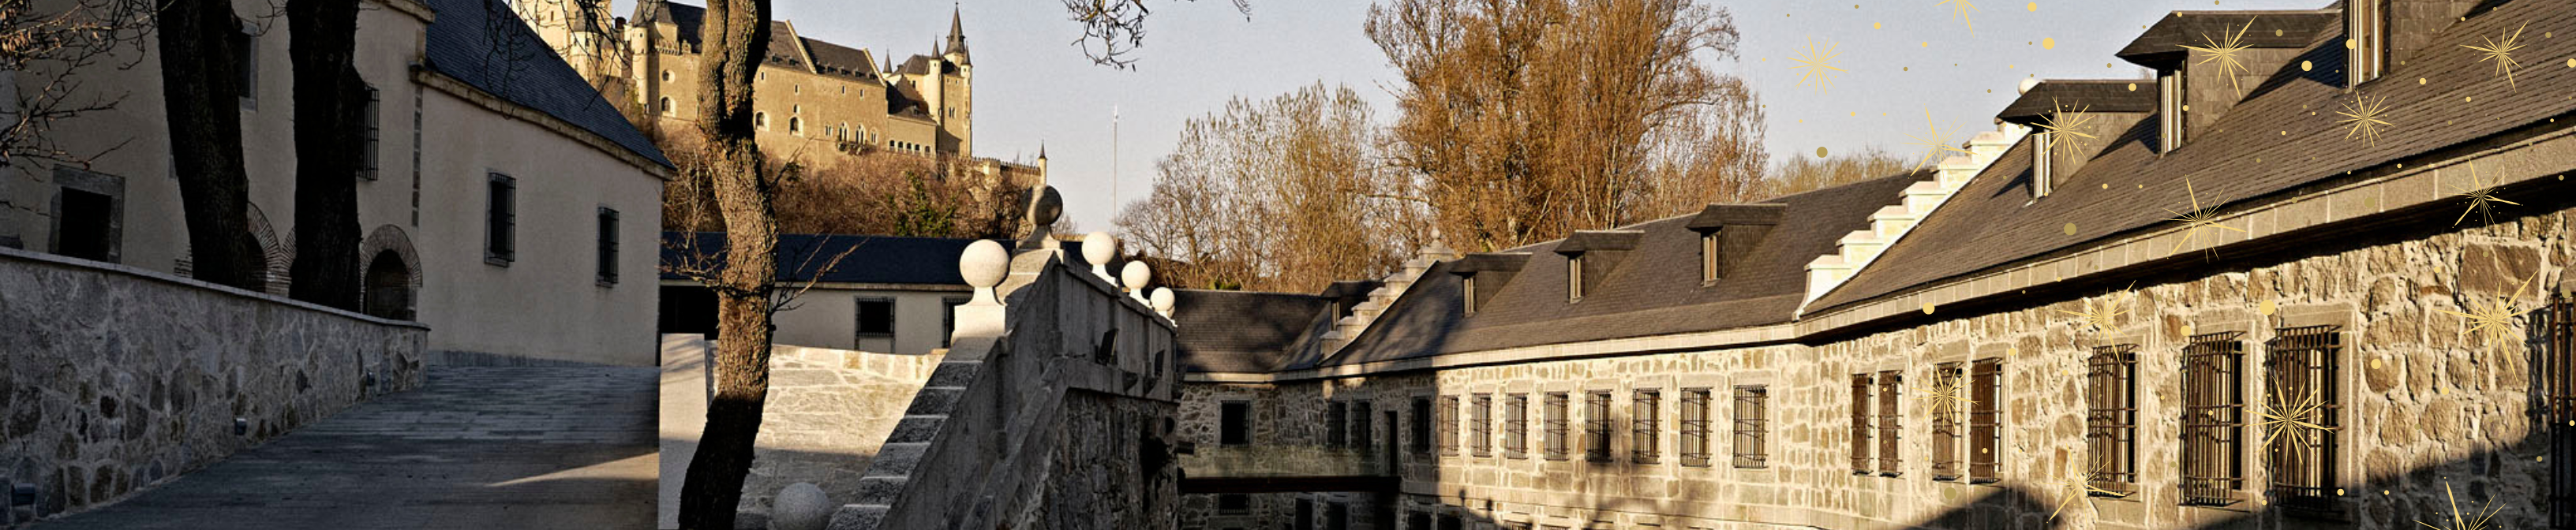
[667,0,2330,230]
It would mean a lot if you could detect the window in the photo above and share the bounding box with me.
[1931,363,1964,480]
[1410,398,1432,455]
[856,297,895,338]
[754,112,769,130]
[1732,386,1768,468]
[1295,499,1314,530]
[2267,325,2342,517]
[1583,391,1612,462]
[1219,401,1251,446]
[661,70,673,82]
[1970,358,2004,483]
[1405,512,1430,530]
[1437,396,1459,455]
[1679,388,1711,466]
[52,178,117,263]
[1631,390,1660,463]
[484,174,515,264]
[1438,513,1462,530]
[595,207,619,285]
[1877,371,1902,476]
[1541,393,1568,460]
[361,87,380,180]
[1471,394,1492,457]
[1850,374,1872,474]
[410,89,422,226]
[2031,132,2054,198]
[2159,69,2185,151]
[231,22,256,107]
[1217,494,1249,515]
[1461,276,1478,315]
[2181,330,2247,506]
[1699,231,1720,285]
[1327,402,1347,446]
[2549,293,2576,528]
[1353,401,1374,449]
[788,117,803,135]
[1504,394,1528,457]
[2347,0,2386,85]
[1325,502,1348,530]
[1565,255,1584,302]
[2088,345,2140,495]
[658,96,675,117]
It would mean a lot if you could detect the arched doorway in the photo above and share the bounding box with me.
[363,250,414,320]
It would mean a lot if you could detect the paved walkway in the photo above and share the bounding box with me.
[38,367,660,530]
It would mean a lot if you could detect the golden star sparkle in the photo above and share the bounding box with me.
[1900,109,1973,171]
[2052,285,2134,334]
[1789,36,1847,95]
[2256,386,2337,466]
[2162,180,2245,253]
[1912,368,1975,419]
[2447,161,2522,226]
[2335,92,2394,146]
[2413,480,2501,530]
[2436,272,2534,345]
[2038,458,2129,521]
[2035,100,2100,162]
[2462,24,2528,90]
[1936,0,1978,32]
[2181,18,2257,96]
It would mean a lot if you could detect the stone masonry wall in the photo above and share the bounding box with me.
[0,247,428,527]
[1178,204,2575,529]
[685,340,942,526]
[1040,390,1181,529]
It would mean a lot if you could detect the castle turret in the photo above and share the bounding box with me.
[943,6,972,65]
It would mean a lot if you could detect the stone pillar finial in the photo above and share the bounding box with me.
[951,239,1012,345]
[1084,231,1118,283]
[1150,287,1175,318]
[1121,261,1152,304]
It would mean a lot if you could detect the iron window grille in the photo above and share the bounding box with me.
[484,174,515,263]
[2266,324,2343,518]
[595,207,619,285]
[1327,401,1348,447]
[1931,363,1964,481]
[1543,393,1570,460]
[1354,401,1375,449]
[1504,394,1529,457]
[1472,394,1493,457]
[1584,391,1612,462]
[1732,386,1769,468]
[1632,390,1661,463]
[2549,293,2576,529]
[1851,374,1873,474]
[1877,371,1903,476]
[1680,388,1713,467]
[2088,344,2141,495]
[1219,401,1252,446]
[1411,398,1434,455]
[1970,358,2004,483]
[2181,330,2248,506]
[1439,396,1460,455]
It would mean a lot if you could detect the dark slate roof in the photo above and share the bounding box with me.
[1170,289,1332,373]
[1997,80,2159,123]
[1814,0,2576,312]
[1308,170,1934,367]
[803,38,877,80]
[2115,10,2339,65]
[423,0,671,167]
[660,233,1091,285]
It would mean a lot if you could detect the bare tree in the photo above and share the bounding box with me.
[284,0,368,308]
[672,0,781,526]
[0,0,151,166]
[1063,0,1250,69]
[1762,146,1906,199]
[1368,0,1758,252]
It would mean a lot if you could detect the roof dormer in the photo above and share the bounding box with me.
[2116,11,2336,152]
[1998,80,2156,197]
[1447,252,1530,315]
[1553,230,1642,303]
[2346,0,2485,86]
[1684,204,1786,285]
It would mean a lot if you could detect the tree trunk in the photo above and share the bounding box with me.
[157,0,263,289]
[675,0,774,526]
[285,0,365,310]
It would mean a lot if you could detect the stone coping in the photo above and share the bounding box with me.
[0,244,429,330]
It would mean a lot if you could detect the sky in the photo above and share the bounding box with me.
[664,0,2332,230]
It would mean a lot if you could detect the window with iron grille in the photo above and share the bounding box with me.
[2549,293,2576,529]
[1584,391,1612,462]
[1411,398,1434,455]
[1732,386,1768,468]
[1219,401,1251,446]
[1930,363,1964,481]
[2087,345,2140,495]
[1217,494,1250,514]
[2181,331,2247,506]
[1327,401,1348,446]
[1354,401,1374,449]
[1877,371,1902,476]
[1472,394,1493,457]
[1439,396,1460,455]
[1632,390,1661,463]
[2267,325,2342,517]
[1970,358,2003,483]
[1680,388,1712,466]
[1505,394,1529,457]
[1543,393,1569,460]
[1851,374,1872,474]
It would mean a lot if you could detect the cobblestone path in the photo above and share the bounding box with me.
[37,367,660,529]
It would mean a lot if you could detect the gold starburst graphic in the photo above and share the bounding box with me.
[2436,272,2534,345]
[1900,109,1973,171]
[2256,386,2337,465]
[2335,92,2394,146]
[2053,284,2135,334]
[1789,36,1846,95]
[2447,161,2522,226]
[2414,480,2501,530]
[2038,457,2129,521]
[1935,0,1977,32]
[2462,24,2528,90]
[1912,368,1975,418]
[2181,17,2257,96]
[2162,180,2245,253]
[2035,100,2100,162]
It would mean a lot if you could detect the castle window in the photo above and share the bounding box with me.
[595,207,618,285]
[1541,393,1568,460]
[855,297,894,340]
[2181,330,2247,506]
[2032,132,2054,197]
[1631,390,1659,464]
[2089,344,2139,495]
[1679,388,1711,467]
[661,70,672,82]
[1931,363,1964,480]
[1216,494,1249,515]
[484,173,515,265]
[1700,231,1720,285]
[1327,401,1347,446]
[658,96,674,117]
[1582,391,1612,462]
[2267,325,2343,517]
[792,84,799,94]
[1437,396,1459,455]
[2549,294,2576,528]
[50,169,122,263]
[1219,401,1250,446]
[1970,358,2003,483]
[754,112,769,131]
[2349,0,2387,85]
[2159,69,2186,151]
[788,117,802,136]
[1565,254,1583,302]
[1410,397,1432,455]
[1352,401,1373,449]
[361,86,381,180]
[1877,370,1901,476]
[1850,373,1872,474]
[1503,394,1528,458]
[1471,394,1492,457]
[1732,386,1768,468]
[792,104,800,114]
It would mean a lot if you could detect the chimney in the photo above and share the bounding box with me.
[1446,252,1530,315]
[1685,203,1786,284]
[2115,11,2338,149]
[1997,80,2157,197]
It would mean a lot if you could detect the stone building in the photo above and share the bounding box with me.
[0,0,672,365]
[1166,1,2576,528]
[656,232,1091,356]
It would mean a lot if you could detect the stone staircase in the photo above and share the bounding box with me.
[1801,125,2024,312]
[1324,245,1458,352]
[828,358,983,529]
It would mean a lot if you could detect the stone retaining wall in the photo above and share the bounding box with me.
[738,343,943,525]
[0,247,427,527]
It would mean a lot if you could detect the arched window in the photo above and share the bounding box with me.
[661,70,672,82]
[363,250,414,319]
[754,112,769,130]
[657,96,673,117]
[788,117,802,136]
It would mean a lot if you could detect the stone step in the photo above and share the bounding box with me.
[852,476,910,506]
[871,442,931,474]
[923,361,982,388]
[887,415,945,443]
[904,386,966,416]
[826,504,888,530]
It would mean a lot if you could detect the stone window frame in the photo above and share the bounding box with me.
[1631,387,1661,465]
[1503,393,1530,459]
[1731,384,1770,469]
[2087,335,2147,498]
[1216,493,1251,515]
[1581,390,1613,463]
[2260,304,2361,521]
[1470,393,1494,457]
[1848,372,1872,475]
[361,84,381,180]
[1437,394,1461,456]
[1725,370,1776,472]
[1540,391,1570,461]
[1874,368,1902,477]
[48,166,125,264]
[234,18,259,110]
[1967,354,2005,483]
[2179,317,2256,509]
[938,296,968,348]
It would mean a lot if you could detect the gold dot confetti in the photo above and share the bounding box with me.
[2420,77,2428,84]
[2300,60,2312,71]
[1817,147,1830,158]
[2344,39,2357,49]
[2369,357,2383,370]
[2181,324,2195,336]
[2127,82,2138,91]
[1874,22,1884,29]
[2260,300,2276,315]
[1923,303,1937,315]
[2062,223,2077,235]
[2026,2,2036,10]
[2567,58,2575,68]
[2042,38,2056,50]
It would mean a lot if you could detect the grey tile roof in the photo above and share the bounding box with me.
[1170,289,1333,373]
[1812,0,2576,313]
[1997,80,2159,122]
[422,0,671,167]
[2114,9,2339,65]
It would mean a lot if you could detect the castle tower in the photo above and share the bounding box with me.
[513,0,616,88]
[939,6,973,156]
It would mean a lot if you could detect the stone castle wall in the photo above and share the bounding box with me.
[736,343,944,524]
[1178,203,2574,529]
[0,247,427,526]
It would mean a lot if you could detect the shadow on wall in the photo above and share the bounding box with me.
[656,334,946,529]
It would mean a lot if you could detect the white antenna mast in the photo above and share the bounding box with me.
[1112,104,1121,209]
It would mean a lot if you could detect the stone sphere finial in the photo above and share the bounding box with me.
[1150,288,1175,314]
[1029,186,1063,226]
[960,240,1010,289]
[1121,261,1152,293]
[1082,232,1117,268]
[2017,78,2042,95]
